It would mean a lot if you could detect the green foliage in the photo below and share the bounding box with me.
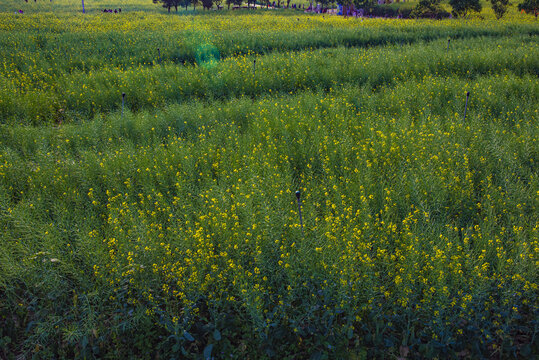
[202,0,214,9]
[319,0,336,10]
[153,0,182,12]
[411,0,445,18]
[518,0,539,17]
[491,0,509,19]
[450,0,482,17]
[353,0,377,9]
[1,6,538,359]
[2,36,538,125]
[225,0,243,10]
[1,15,538,126]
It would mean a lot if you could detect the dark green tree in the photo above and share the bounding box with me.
[490,0,509,18]
[202,0,213,9]
[353,0,376,12]
[411,0,444,18]
[319,0,336,11]
[449,0,482,17]
[518,0,538,17]
[226,0,242,9]
[181,0,191,10]
[153,0,182,12]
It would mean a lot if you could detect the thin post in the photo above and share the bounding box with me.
[463,91,469,122]
[157,48,161,64]
[121,92,125,118]
[82,0,85,13]
[296,191,304,235]
[253,59,256,76]
[447,38,450,52]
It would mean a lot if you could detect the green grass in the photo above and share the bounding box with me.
[0,2,538,359]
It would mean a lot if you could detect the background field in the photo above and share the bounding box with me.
[0,1,538,359]
[1,0,535,15]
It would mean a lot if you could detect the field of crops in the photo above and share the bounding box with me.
[1,0,538,358]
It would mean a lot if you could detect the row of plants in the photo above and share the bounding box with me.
[1,34,538,125]
[2,13,536,75]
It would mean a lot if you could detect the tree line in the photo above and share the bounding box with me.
[154,0,538,19]
[154,0,278,11]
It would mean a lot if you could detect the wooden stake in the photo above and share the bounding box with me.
[296,191,304,235]
[121,92,125,118]
[463,91,469,122]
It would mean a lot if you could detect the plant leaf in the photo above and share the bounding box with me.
[203,343,213,359]
[183,331,194,342]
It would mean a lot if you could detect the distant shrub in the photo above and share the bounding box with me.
[411,0,451,18]
[363,5,415,18]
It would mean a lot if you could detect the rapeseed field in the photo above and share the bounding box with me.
[0,1,537,358]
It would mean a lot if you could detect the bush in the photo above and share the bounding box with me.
[411,0,451,18]
[363,5,414,18]
[490,0,509,19]
[450,0,482,17]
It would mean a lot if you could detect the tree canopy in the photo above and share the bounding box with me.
[518,0,538,17]
[490,0,509,19]
[411,0,445,18]
[153,0,182,12]
[449,0,482,17]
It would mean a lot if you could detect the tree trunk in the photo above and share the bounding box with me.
[168,6,171,12]
[175,5,178,11]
